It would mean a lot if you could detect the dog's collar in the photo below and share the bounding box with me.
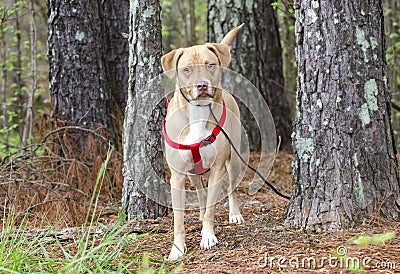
[162,99,226,175]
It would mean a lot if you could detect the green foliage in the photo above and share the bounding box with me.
[386,19,400,84]
[0,1,50,158]
[350,231,396,245]
[271,1,278,11]
[193,0,207,43]
[0,209,175,273]
[161,0,207,51]
[0,1,26,157]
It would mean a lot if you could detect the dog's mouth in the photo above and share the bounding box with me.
[196,92,214,99]
[179,80,217,102]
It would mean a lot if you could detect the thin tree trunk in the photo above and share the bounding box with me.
[177,0,189,46]
[13,0,24,140]
[122,0,167,220]
[277,0,297,117]
[21,0,37,154]
[208,0,292,152]
[1,29,8,153]
[286,0,400,231]
[188,0,196,45]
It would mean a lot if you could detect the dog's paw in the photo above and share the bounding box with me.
[168,245,185,261]
[229,214,244,224]
[200,232,218,249]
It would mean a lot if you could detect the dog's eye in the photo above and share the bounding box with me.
[207,64,216,70]
[182,67,191,74]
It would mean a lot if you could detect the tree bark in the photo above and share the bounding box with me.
[286,0,400,231]
[122,0,167,220]
[208,0,292,152]
[47,0,128,152]
[104,0,130,115]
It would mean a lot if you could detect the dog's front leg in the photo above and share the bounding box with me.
[200,166,226,249]
[169,171,186,261]
[188,174,207,221]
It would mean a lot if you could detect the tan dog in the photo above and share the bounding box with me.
[162,25,244,261]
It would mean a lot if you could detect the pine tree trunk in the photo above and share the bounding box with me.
[208,0,292,152]
[122,0,167,220]
[48,0,128,152]
[104,0,130,115]
[286,0,400,231]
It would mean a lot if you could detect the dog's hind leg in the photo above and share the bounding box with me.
[227,153,244,224]
[169,170,187,261]
[188,174,207,221]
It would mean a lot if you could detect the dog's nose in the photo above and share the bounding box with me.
[196,81,209,92]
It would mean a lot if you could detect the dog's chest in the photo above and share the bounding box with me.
[180,104,216,169]
[180,127,216,169]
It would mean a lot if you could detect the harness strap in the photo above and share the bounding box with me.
[162,99,226,175]
[190,143,205,174]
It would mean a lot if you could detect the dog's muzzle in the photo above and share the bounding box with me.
[195,80,213,99]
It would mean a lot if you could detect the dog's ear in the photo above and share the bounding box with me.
[220,23,244,47]
[161,48,184,78]
[206,43,231,68]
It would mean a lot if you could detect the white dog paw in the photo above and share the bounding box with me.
[200,232,218,249]
[229,214,244,224]
[168,245,185,261]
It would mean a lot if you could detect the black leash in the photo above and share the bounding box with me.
[207,104,291,200]
[173,85,291,200]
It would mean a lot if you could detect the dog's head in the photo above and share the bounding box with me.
[161,25,243,104]
[161,43,229,103]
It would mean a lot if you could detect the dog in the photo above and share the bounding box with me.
[161,24,244,261]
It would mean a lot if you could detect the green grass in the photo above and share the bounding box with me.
[0,212,180,273]
[0,147,183,274]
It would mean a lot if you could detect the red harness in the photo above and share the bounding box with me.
[162,99,227,175]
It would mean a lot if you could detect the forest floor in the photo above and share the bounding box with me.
[2,153,400,273]
[118,153,400,273]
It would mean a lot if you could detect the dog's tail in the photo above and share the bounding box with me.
[220,23,244,46]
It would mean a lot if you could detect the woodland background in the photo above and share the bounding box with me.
[0,0,399,224]
[0,0,399,273]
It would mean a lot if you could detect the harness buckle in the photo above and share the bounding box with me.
[201,133,216,146]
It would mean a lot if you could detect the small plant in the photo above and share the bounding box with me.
[349,231,396,246]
